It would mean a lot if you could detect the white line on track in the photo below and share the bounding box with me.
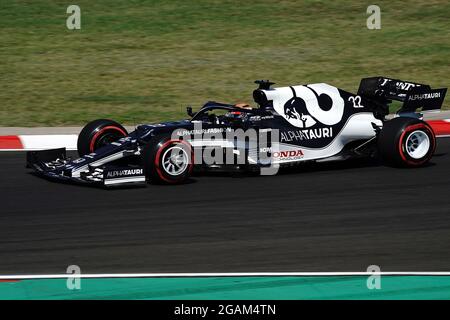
[2,272,450,280]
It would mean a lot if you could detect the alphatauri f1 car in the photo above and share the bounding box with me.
[27,77,447,186]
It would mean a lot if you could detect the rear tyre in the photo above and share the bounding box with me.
[142,137,193,184]
[377,117,436,167]
[77,119,128,156]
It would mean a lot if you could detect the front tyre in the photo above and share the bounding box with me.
[143,138,193,184]
[77,119,128,156]
[378,117,436,167]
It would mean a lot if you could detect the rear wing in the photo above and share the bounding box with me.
[358,77,447,112]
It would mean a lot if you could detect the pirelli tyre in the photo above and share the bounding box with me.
[378,117,436,167]
[77,119,128,156]
[143,137,194,184]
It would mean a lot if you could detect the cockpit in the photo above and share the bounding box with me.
[187,80,277,126]
[189,103,255,126]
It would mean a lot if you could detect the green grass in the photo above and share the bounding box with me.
[0,0,449,126]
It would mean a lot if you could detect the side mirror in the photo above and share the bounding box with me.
[186,106,196,117]
[254,80,275,90]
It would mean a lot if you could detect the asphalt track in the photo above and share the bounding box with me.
[1,140,450,275]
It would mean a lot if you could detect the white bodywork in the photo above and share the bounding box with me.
[250,83,383,164]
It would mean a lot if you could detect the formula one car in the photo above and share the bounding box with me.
[27,77,447,186]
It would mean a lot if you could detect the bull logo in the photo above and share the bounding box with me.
[283,88,316,128]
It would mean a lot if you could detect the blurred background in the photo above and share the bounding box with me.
[0,0,448,126]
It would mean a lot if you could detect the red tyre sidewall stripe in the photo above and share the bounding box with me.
[89,126,127,153]
[154,139,194,183]
[398,123,436,165]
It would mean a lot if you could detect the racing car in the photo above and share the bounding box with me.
[27,77,447,186]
